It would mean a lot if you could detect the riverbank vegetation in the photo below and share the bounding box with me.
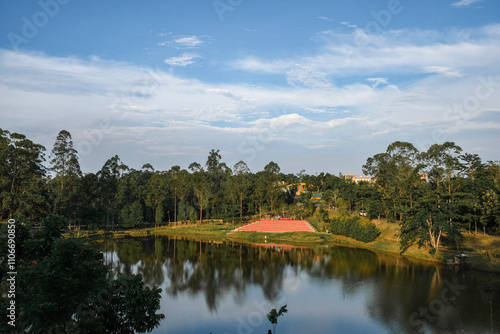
[1,129,499,269]
[0,214,164,333]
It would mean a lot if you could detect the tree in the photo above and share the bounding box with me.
[191,170,211,224]
[423,142,462,188]
[49,130,82,224]
[481,189,499,235]
[0,129,46,220]
[263,161,282,214]
[400,183,461,254]
[145,172,168,226]
[459,153,484,180]
[422,142,464,230]
[188,162,202,173]
[267,304,287,334]
[120,200,144,228]
[229,161,251,221]
[363,141,422,222]
[86,273,165,334]
[0,214,164,333]
[177,199,197,222]
[19,238,109,332]
[264,161,280,175]
[169,165,181,222]
[50,130,81,189]
[75,173,101,228]
[97,155,128,227]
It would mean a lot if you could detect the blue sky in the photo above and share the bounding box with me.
[1,0,499,175]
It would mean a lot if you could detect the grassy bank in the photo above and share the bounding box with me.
[65,219,500,274]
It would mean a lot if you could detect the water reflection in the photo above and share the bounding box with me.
[91,237,500,334]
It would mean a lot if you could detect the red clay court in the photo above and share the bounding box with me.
[234,219,317,233]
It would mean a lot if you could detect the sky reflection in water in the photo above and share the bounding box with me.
[93,237,500,334]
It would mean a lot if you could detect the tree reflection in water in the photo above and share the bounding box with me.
[92,236,500,334]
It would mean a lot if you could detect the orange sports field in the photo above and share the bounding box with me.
[234,219,317,233]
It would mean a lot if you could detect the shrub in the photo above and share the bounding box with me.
[329,216,380,242]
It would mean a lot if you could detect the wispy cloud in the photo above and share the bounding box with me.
[366,78,389,88]
[423,66,462,77]
[318,16,333,22]
[1,21,500,172]
[159,35,208,49]
[173,36,204,48]
[164,53,201,67]
[451,0,482,7]
[286,65,334,89]
[231,25,500,78]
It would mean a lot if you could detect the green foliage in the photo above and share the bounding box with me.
[329,216,381,243]
[1,130,498,241]
[82,273,164,334]
[120,200,144,228]
[155,204,164,225]
[0,129,47,219]
[267,304,288,334]
[18,239,109,333]
[0,214,164,333]
[177,199,197,222]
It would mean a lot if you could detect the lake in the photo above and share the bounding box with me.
[91,236,500,334]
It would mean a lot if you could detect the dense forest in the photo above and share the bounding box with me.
[1,129,499,252]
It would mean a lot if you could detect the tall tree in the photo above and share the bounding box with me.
[363,141,422,221]
[401,142,465,253]
[0,129,46,219]
[263,161,282,214]
[229,161,251,221]
[169,165,181,222]
[50,130,81,189]
[49,130,82,222]
[145,171,169,226]
[97,155,128,227]
[191,170,211,224]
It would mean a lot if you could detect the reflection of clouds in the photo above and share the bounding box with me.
[93,237,500,334]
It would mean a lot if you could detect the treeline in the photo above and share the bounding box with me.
[1,130,499,248]
[362,141,499,253]
[0,129,366,227]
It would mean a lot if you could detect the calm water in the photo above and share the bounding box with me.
[91,236,500,334]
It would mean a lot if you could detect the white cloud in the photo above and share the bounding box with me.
[1,22,500,174]
[231,26,500,78]
[422,66,462,77]
[286,65,334,89]
[173,36,204,48]
[451,0,482,7]
[318,16,333,22]
[164,53,201,67]
[366,78,389,88]
[159,35,208,49]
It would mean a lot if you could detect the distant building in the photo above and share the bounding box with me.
[311,193,322,202]
[286,183,308,196]
[344,174,374,183]
[346,173,427,183]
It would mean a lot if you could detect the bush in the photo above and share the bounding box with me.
[329,216,380,242]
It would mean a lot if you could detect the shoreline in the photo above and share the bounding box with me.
[68,222,500,275]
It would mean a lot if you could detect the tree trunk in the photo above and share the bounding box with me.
[199,193,203,225]
[436,229,442,252]
[239,195,243,221]
[174,189,177,222]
